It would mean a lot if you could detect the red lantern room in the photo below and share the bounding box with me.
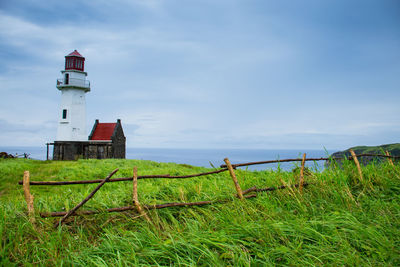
[65,50,85,71]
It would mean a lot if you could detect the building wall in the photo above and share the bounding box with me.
[111,122,126,158]
[56,88,87,141]
[53,141,85,160]
[61,70,88,86]
[53,141,115,160]
[84,143,114,159]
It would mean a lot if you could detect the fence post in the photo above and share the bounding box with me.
[46,143,49,161]
[299,153,306,193]
[133,167,151,222]
[385,151,394,166]
[224,158,244,200]
[350,149,363,182]
[23,171,35,223]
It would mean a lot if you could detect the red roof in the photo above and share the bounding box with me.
[90,123,116,140]
[66,50,84,57]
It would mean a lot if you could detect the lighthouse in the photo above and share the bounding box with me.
[56,50,90,141]
[52,50,125,160]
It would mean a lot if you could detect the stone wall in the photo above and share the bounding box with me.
[111,121,126,158]
[53,141,115,160]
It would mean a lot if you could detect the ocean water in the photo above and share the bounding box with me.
[0,146,332,171]
[127,148,331,171]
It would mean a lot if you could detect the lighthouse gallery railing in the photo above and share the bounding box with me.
[56,78,90,88]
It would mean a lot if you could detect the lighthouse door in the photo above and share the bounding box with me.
[65,73,69,85]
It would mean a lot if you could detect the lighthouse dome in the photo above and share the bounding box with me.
[65,50,85,71]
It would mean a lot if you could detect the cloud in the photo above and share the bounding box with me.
[0,1,399,150]
[0,119,56,146]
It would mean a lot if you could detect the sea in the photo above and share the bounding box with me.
[0,146,334,171]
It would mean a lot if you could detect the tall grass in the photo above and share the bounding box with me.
[1,158,399,265]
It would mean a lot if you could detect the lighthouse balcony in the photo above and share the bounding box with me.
[57,78,90,91]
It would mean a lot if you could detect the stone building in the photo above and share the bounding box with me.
[53,119,126,160]
[87,119,126,159]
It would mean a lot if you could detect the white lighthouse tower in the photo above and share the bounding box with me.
[56,50,90,141]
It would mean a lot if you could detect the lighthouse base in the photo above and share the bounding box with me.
[53,141,125,160]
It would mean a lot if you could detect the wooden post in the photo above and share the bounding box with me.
[133,167,151,222]
[350,149,363,182]
[299,153,306,193]
[54,168,119,228]
[224,158,244,200]
[23,171,35,223]
[46,143,49,161]
[385,151,394,166]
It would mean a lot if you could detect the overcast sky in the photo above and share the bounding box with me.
[0,0,399,150]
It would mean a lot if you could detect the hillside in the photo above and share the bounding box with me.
[330,143,400,165]
[332,143,400,156]
[1,158,399,265]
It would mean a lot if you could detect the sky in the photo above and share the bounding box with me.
[0,0,399,150]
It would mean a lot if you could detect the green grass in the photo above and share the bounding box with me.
[1,158,400,266]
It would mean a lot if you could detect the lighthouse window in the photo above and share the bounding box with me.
[62,109,67,119]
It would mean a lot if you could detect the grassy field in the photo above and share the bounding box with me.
[0,158,399,266]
